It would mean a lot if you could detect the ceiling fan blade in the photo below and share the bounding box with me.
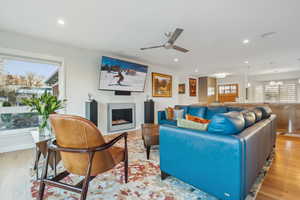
[173,45,189,53]
[140,45,164,50]
[168,28,183,44]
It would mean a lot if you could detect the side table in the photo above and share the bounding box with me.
[31,130,61,180]
[141,123,159,159]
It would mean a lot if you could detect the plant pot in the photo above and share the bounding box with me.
[38,115,51,137]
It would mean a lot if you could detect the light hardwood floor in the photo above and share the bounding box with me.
[256,135,300,200]
[0,135,299,200]
[0,148,34,200]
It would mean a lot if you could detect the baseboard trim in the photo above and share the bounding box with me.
[0,143,34,153]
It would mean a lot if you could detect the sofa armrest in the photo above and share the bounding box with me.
[157,110,166,124]
[160,125,245,200]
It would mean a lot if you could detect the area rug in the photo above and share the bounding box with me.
[30,131,274,200]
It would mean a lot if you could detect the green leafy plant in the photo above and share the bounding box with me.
[21,92,66,130]
[2,101,12,107]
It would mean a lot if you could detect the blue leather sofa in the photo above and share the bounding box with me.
[159,105,276,200]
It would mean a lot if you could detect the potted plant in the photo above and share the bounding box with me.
[22,92,66,135]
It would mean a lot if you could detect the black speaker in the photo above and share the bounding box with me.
[85,99,98,126]
[115,90,131,96]
[144,100,154,123]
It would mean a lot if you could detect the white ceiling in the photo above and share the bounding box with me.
[0,0,300,76]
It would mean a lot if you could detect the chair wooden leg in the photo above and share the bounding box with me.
[80,152,95,200]
[146,146,151,160]
[54,151,57,177]
[38,149,51,200]
[35,148,42,180]
[124,133,128,183]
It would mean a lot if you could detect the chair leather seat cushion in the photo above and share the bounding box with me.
[109,146,125,165]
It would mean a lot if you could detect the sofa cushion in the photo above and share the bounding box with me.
[177,118,208,131]
[256,106,272,119]
[173,109,184,120]
[174,105,189,118]
[186,114,210,124]
[227,106,245,112]
[251,108,263,122]
[159,120,177,126]
[165,107,174,120]
[188,106,207,118]
[205,106,228,120]
[241,110,256,128]
[208,111,245,135]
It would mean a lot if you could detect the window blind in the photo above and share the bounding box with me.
[264,80,297,103]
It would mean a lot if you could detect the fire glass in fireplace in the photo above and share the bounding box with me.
[112,109,133,126]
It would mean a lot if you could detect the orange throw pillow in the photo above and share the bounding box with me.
[165,107,174,120]
[186,114,210,124]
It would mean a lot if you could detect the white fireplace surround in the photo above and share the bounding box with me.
[107,103,136,132]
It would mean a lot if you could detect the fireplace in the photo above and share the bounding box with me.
[107,103,136,132]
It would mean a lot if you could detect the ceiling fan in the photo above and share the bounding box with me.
[140,28,189,53]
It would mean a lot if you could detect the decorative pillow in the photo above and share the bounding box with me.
[186,114,210,124]
[165,107,174,120]
[173,109,184,120]
[174,105,189,118]
[177,118,208,131]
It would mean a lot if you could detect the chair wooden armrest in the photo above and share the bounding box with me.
[48,132,128,153]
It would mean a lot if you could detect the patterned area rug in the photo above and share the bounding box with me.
[30,131,274,200]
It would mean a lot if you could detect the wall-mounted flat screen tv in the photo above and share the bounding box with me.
[99,56,148,92]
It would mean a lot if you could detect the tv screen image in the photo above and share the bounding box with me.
[99,56,148,92]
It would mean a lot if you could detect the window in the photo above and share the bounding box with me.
[264,80,297,103]
[218,84,239,103]
[0,57,60,131]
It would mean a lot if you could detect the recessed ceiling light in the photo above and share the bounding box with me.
[174,58,179,62]
[195,69,199,73]
[244,61,249,64]
[214,73,228,79]
[242,39,250,44]
[57,19,65,26]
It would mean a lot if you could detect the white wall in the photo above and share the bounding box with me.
[178,75,199,105]
[217,71,300,102]
[0,30,194,152]
[0,30,185,135]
